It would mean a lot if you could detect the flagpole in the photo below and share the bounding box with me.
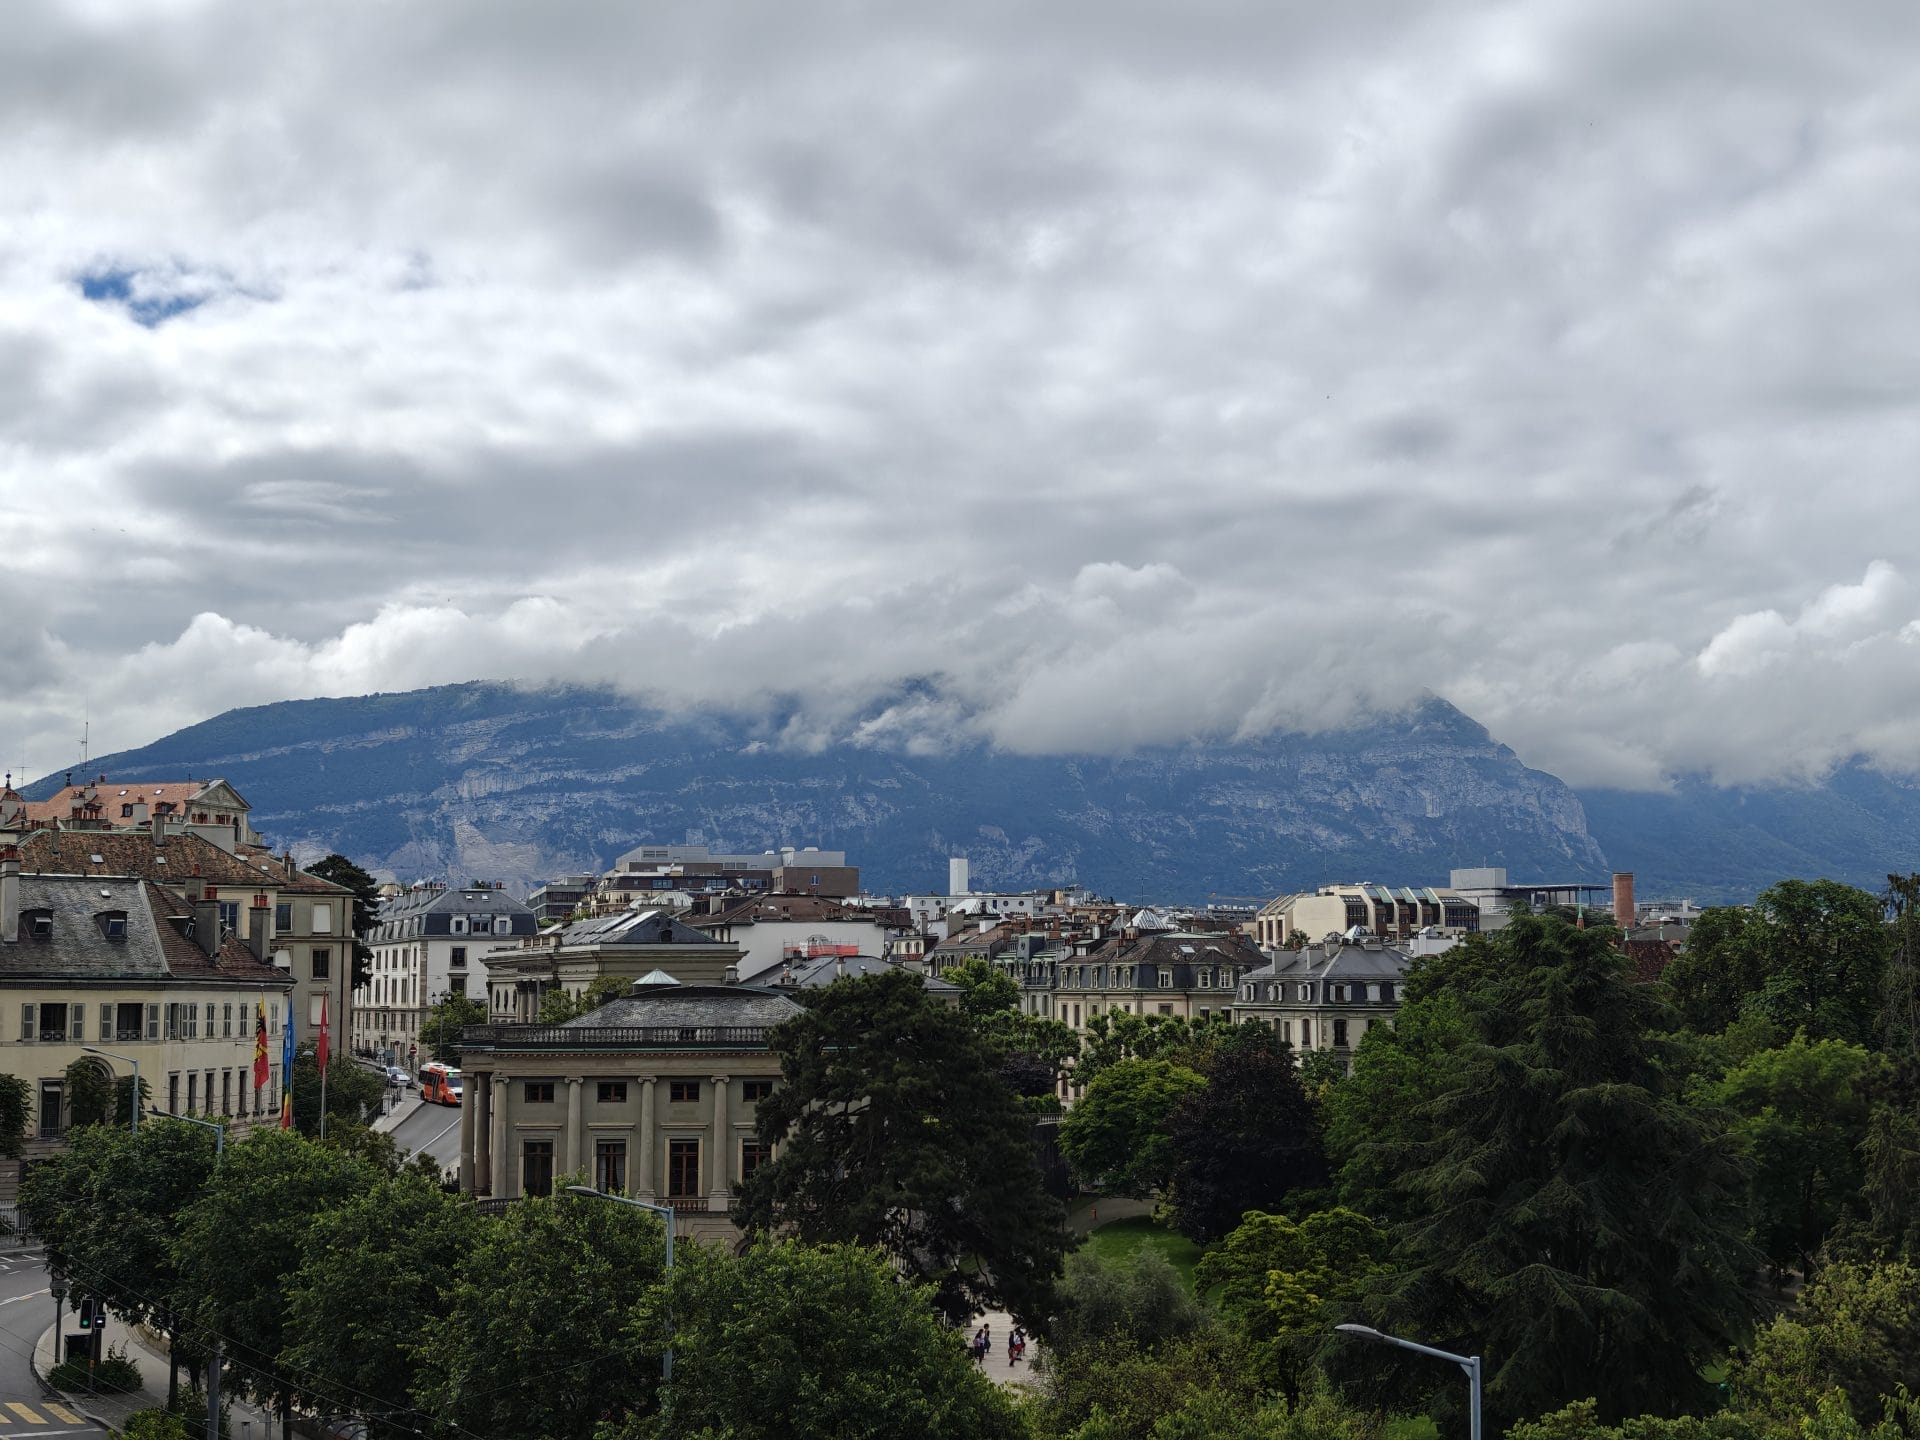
[319,1057,328,1139]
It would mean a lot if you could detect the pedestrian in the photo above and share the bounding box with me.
[1008,1330,1019,1366]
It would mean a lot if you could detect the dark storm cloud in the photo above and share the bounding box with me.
[5,0,1920,789]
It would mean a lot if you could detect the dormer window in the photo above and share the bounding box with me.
[98,911,129,941]
[24,909,53,940]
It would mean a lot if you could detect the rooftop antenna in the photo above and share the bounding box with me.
[79,714,89,766]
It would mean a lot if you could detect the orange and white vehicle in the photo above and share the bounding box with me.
[419,1062,464,1106]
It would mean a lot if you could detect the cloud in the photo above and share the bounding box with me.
[5,0,1920,793]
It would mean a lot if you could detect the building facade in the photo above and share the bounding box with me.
[356,884,538,1062]
[1231,936,1411,1069]
[1253,883,1479,948]
[456,982,799,1243]
[0,852,296,1198]
[482,908,746,1021]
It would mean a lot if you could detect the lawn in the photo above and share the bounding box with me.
[1079,1215,1202,1290]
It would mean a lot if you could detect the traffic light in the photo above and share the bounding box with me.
[76,1298,97,1330]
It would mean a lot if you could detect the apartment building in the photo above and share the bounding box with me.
[1232,936,1411,1070]
[0,851,296,1197]
[1252,883,1479,948]
[355,884,537,1063]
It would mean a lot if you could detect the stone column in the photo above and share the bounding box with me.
[637,1077,657,1198]
[459,1071,479,1192]
[564,1076,585,1179]
[490,1074,510,1198]
[473,1070,491,1193]
[709,1074,730,1208]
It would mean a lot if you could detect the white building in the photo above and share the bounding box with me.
[354,883,537,1063]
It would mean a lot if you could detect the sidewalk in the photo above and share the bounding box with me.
[372,1088,423,1134]
[35,1315,274,1436]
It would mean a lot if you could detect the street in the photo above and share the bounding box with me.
[0,1252,106,1437]
[384,1094,463,1177]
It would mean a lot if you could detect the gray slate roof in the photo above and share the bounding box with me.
[1255,941,1412,984]
[562,984,802,1029]
[555,908,722,947]
[2,874,290,986]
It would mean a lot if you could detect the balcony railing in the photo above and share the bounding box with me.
[662,1195,709,1214]
[460,1023,773,1051]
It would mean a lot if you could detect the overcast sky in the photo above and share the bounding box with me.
[4,0,1919,793]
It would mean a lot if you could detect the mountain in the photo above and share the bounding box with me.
[1577,764,1920,906]
[21,683,1606,901]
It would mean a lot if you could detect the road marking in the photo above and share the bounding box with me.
[45,1403,84,1424]
[6,1403,46,1424]
[0,1289,49,1307]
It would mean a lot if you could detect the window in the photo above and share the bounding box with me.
[667,1138,700,1197]
[741,1139,772,1181]
[449,975,467,997]
[116,1003,143,1043]
[308,994,325,1027]
[187,1072,199,1113]
[1300,1018,1313,1048]
[451,918,467,935]
[38,1081,64,1140]
[223,1003,234,1038]
[1380,983,1395,1003]
[38,1003,69,1043]
[1157,1003,1173,1016]
[1333,1018,1350,1048]
[595,1139,627,1194]
[669,1080,700,1103]
[71,1005,86,1042]
[742,1079,774,1103]
[450,946,467,968]
[218,901,240,934]
[238,1067,248,1117]
[275,902,292,933]
[168,1073,180,1114]
[311,949,331,979]
[312,904,333,933]
[221,1070,233,1117]
[28,911,53,939]
[524,1081,555,1104]
[597,1081,628,1104]
[1156,968,1172,989]
[146,1003,160,1040]
[102,913,128,940]
[522,1140,555,1198]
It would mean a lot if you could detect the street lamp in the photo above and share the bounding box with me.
[565,1185,675,1384]
[1334,1323,1482,1440]
[157,1111,226,1440]
[81,1048,140,1133]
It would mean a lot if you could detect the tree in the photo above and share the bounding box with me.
[1663,883,1887,1046]
[1708,1032,1883,1277]
[0,1073,27,1158]
[941,959,1080,1102]
[1348,914,1758,1428]
[535,974,628,1025]
[1881,874,1920,1060]
[1048,1246,1204,1359]
[1057,1058,1204,1196]
[945,957,1021,1019]
[1075,1010,1201,1088]
[307,853,380,991]
[1165,1025,1327,1244]
[1324,989,1471,1224]
[65,1057,116,1129]
[616,1241,1026,1440]
[417,993,487,1064]
[1195,1207,1389,1397]
[415,1188,665,1440]
[1860,1057,1920,1260]
[173,1128,379,1439]
[282,1169,491,1438]
[289,1048,386,1137]
[734,969,1071,1331]
[1736,1259,1920,1429]
[20,1120,221,1406]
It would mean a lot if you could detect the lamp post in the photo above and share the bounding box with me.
[565,1185,675,1383]
[1334,1323,1482,1440]
[80,1047,140,1133]
[159,1111,226,1440]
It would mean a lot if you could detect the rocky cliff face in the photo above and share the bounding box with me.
[28,682,1607,899]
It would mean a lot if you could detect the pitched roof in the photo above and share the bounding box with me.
[559,983,802,1030]
[693,894,855,927]
[1,873,290,986]
[18,777,246,826]
[15,829,346,896]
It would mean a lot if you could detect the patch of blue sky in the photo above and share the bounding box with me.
[76,266,210,327]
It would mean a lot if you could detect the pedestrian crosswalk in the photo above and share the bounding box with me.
[0,1399,88,1429]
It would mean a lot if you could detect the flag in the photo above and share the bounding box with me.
[253,1001,269,1091]
[280,1000,296,1130]
[316,995,330,1072]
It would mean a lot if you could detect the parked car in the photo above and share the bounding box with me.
[386,1066,412,1089]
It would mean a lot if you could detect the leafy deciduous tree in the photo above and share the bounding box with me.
[618,1241,1026,1440]
[290,1049,386,1136]
[1057,1057,1204,1196]
[0,1073,27,1159]
[415,1187,665,1440]
[734,969,1071,1331]
[417,992,487,1063]
[1048,1247,1204,1359]
[1165,1025,1327,1244]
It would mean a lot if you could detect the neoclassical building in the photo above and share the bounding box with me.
[456,981,799,1243]
[1231,935,1411,1069]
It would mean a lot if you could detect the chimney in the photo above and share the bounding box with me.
[1,845,19,944]
[724,964,739,984]
[248,894,271,963]
[193,886,221,958]
[1612,872,1636,927]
